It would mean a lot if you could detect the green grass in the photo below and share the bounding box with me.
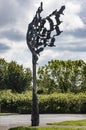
[0,113,17,116]
[8,126,86,130]
[47,119,86,126]
[8,120,86,130]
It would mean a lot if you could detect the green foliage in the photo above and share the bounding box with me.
[5,61,32,93]
[0,58,32,93]
[0,58,86,94]
[0,90,32,113]
[37,60,86,93]
[39,93,86,114]
[8,126,86,130]
[0,90,86,114]
[37,65,58,94]
[0,58,8,89]
[81,64,86,91]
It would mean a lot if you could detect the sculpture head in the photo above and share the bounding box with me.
[26,2,65,63]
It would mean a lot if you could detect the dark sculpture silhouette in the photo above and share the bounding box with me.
[26,2,65,126]
[46,16,54,31]
[48,37,55,47]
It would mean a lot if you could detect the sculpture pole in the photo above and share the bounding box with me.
[32,54,39,126]
[26,2,65,126]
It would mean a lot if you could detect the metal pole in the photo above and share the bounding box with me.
[31,54,39,126]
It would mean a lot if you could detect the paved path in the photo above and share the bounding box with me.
[0,114,86,130]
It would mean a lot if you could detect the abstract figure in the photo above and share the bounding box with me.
[46,16,54,31]
[48,37,55,47]
[26,2,65,127]
[55,25,63,36]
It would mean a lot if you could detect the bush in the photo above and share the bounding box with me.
[0,90,32,113]
[0,90,86,114]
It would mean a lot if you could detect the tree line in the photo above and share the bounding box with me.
[0,58,32,93]
[37,60,86,93]
[0,58,86,93]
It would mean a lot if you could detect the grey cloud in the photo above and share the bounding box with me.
[17,0,33,7]
[62,27,86,39]
[80,12,86,25]
[0,43,10,53]
[72,28,86,38]
[56,43,86,52]
[0,0,29,28]
[79,0,86,24]
[0,0,18,27]
[0,29,25,42]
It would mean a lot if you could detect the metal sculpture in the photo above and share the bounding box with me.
[26,2,65,126]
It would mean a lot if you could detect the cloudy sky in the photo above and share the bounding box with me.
[0,0,86,69]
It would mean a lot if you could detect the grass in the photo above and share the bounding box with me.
[47,119,86,126]
[8,126,86,130]
[0,113,17,116]
[7,119,86,130]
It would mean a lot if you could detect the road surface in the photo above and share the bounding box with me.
[0,114,86,130]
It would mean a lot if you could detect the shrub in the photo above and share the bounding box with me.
[0,90,86,114]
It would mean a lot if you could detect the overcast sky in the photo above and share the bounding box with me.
[0,0,86,69]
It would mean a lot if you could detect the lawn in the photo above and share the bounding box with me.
[0,113,16,116]
[8,126,86,130]
[47,119,86,126]
[8,119,86,130]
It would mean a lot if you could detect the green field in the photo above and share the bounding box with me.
[8,126,86,130]
[9,120,86,130]
[47,119,86,126]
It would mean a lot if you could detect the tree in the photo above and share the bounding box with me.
[5,61,32,93]
[81,64,86,92]
[0,58,32,93]
[37,63,59,94]
[0,58,8,90]
[37,60,86,93]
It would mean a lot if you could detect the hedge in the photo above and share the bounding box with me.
[0,90,86,114]
[39,93,86,113]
